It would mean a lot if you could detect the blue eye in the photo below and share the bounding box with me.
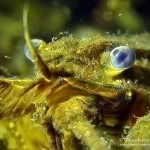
[24,39,42,62]
[110,46,136,69]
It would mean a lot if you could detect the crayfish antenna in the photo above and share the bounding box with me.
[23,4,52,79]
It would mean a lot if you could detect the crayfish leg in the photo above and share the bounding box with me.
[49,95,108,150]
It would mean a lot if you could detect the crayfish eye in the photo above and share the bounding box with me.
[110,46,136,69]
[24,39,42,62]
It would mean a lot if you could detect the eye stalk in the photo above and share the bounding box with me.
[24,39,43,62]
[110,46,136,69]
[24,39,47,62]
[100,46,136,77]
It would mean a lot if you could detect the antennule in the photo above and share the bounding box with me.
[23,4,52,78]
